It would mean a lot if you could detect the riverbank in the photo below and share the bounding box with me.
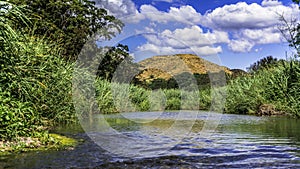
[0,133,77,155]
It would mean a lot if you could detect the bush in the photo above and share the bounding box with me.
[225,60,300,117]
[0,33,75,139]
[0,91,40,139]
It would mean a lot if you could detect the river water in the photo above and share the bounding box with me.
[1,111,300,168]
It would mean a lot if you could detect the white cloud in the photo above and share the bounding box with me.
[127,5,202,24]
[135,26,226,56]
[136,43,222,56]
[203,1,299,30]
[228,27,282,52]
[228,39,254,53]
[96,0,300,53]
[240,27,282,44]
[94,0,137,18]
[261,0,282,7]
[160,26,229,47]
[202,0,299,52]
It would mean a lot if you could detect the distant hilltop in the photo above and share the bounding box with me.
[135,54,232,82]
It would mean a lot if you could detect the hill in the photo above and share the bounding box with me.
[135,54,232,83]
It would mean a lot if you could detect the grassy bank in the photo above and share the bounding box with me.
[226,60,300,116]
[0,1,76,149]
[0,133,77,155]
[95,78,208,114]
[0,32,77,150]
[95,59,300,117]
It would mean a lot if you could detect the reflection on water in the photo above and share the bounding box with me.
[1,111,300,168]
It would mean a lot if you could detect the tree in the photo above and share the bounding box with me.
[96,44,137,81]
[247,56,281,72]
[10,0,124,60]
[278,0,300,55]
[149,78,168,89]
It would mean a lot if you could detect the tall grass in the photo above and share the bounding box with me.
[95,79,210,114]
[0,33,75,139]
[225,60,300,117]
[0,1,75,139]
[95,59,300,117]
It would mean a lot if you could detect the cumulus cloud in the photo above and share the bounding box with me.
[228,39,254,53]
[160,26,229,47]
[135,26,227,56]
[126,5,202,24]
[96,0,299,53]
[261,0,282,7]
[94,0,138,18]
[136,43,222,56]
[228,27,283,52]
[203,1,298,30]
[124,0,298,29]
[239,27,282,44]
[202,0,299,52]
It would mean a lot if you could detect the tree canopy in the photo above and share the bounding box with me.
[10,0,124,60]
[247,56,282,72]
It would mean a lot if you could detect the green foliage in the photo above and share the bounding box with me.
[0,1,75,139]
[0,91,40,139]
[0,1,28,53]
[148,78,168,89]
[198,89,211,110]
[225,60,300,117]
[0,0,123,141]
[95,58,300,117]
[95,78,117,114]
[10,0,124,59]
[96,44,137,81]
[247,56,282,72]
[225,74,266,114]
[0,34,75,123]
[94,79,211,113]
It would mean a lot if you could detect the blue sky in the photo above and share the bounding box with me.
[96,0,299,70]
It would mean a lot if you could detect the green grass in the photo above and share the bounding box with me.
[0,1,75,140]
[94,79,210,113]
[0,33,76,140]
[95,59,300,118]
[225,60,300,117]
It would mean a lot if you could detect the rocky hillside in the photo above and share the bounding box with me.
[136,54,232,82]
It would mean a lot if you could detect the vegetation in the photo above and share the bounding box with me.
[0,2,79,153]
[0,0,122,150]
[95,78,204,114]
[247,56,283,72]
[96,44,138,81]
[10,0,124,60]
[1,0,300,154]
[94,56,300,117]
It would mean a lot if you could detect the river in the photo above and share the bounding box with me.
[1,111,300,168]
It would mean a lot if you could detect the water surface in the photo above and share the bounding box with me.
[1,111,300,168]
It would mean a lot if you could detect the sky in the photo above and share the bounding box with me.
[95,0,299,70]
